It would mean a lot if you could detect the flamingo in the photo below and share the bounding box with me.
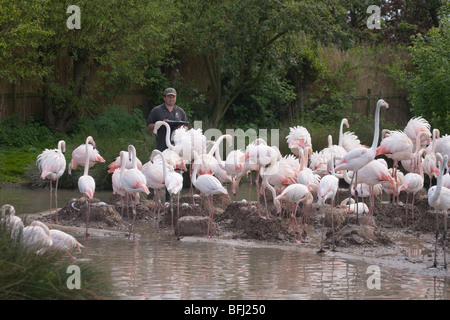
[1,204,24,240]
[194,134,232,176]
[191,151,228,238]
[120,145,149,232]
[152,149,183,235]
[107,151,143,173]
[402,132,431,174]
[49,229,84,261]
[434,133,450,169]
[423,129,441,187]
[340,198,370,215]
[376,130,415,184]
[317,155,339,252]
[335,99,389,225]
[232,141,279,211]
[77,136,97,237]
[36,140,67,224]
[68,140,105,174]
[428,153,450,269]
[286,125,312,156]
[22,220,52,254]
[341,130,366,152]
[260,155,297,219]
[111,166,127,218]
[398,149,426,227]
[295,147,320,224]
[141,151,171,218]
[403,116,431,150]
[343,159,395,216]
[382,168,404,204]
[275,183,312,244]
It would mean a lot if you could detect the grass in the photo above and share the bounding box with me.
[0,224,113,300]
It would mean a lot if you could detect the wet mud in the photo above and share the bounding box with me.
[31,187,450,276]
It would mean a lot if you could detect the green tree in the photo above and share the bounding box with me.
[1,0,179,133]
[179,0,351,128]
[0,0,53,82]
[407,18,450,133]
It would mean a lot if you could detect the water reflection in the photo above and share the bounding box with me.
[2,186,450,300]
[78,229,450,300]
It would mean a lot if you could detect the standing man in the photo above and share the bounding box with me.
[146,87,188,201]
[147,87,188,151]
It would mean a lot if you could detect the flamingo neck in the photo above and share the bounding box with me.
[370,102,383,151]
[83,138,91,176]
[431,156,448,205]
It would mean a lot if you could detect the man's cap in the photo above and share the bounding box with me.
[164,88,177,96]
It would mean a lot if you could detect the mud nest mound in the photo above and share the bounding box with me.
[37,185,445,251]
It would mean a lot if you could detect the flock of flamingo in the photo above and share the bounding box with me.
[1,99,450,267]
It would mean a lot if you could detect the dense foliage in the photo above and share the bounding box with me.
[1,0,448,185]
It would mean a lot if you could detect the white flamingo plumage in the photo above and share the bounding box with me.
[1,204,24,240]
[49,229,84,261]
[275,183,312,243]
[403,116,431,150]
[36,140,67,224]
[107,151,143,173]
[152,149,184,234]
[192,151,228,238]
[68,140,105,174]
[77,136,97,237]
[22,220,52,254]
[335,99,389,225]
[317,155,339,252]
[428,153,450,269]
[286,126,312,156]
[434,132,450,169]
[120,145,149,231]
[398,149,426,226]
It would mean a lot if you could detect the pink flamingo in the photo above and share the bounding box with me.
[111,165,127,218]
[260,156,297,219]
[376,130,414,183]
[108,151,142,173]
[36,140,67,224]
[317,155,339,252]
[77,136,97,237]
[68,139,105,174]
[428,153,450,269]
[192,151,227,238]
[335,99,389,225]
[49,229,84,261]
[343,159,395,216]
[275,183,312,244]
[286,125,312,156]
[398,149,426,227]
[403,116,431,150]
[433,131,450,170]
[296,147,320,225]
[152,149,183,235]
[120,145,149,232]
[1,204,24,240]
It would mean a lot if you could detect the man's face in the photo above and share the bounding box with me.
[164,94,176,107]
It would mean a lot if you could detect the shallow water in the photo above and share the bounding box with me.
[1,185,450,300]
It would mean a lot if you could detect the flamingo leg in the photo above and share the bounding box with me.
[317,211,326,253]
[346,172,355,227]
[55,178,59,224]
[85,198,91,238]
[331,200,337,251]
[49,180,53,223]
[444,211,448,270]
[176,193,181,239]
[433,209,439,268]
